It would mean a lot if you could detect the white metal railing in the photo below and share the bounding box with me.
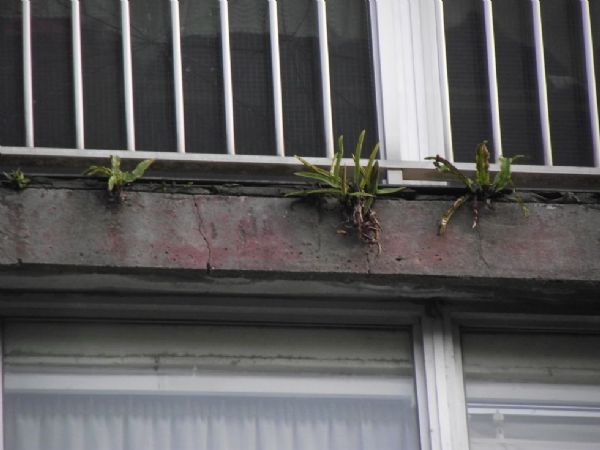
[6,0,600,176]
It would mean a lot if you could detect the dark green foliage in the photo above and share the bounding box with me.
[287,130,404,248]
[84,155,153,200]
[426,141,528,235]
[2,168,30,191]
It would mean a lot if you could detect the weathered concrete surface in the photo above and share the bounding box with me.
[0,186,599,297]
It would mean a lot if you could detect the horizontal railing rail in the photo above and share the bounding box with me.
[1,146,599,191]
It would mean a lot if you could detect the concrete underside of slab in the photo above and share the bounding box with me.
[1,182,599,318]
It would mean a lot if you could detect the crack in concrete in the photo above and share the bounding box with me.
[192,197,213,273]
[475,227,491,273]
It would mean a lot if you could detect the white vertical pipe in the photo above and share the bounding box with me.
[268,0,285,157]
[71,0,84,149]
[120,0,135,151]
[316,0,334,158]
[22,0,34,147]
[580,0,600,167]
[368,0,386,160]
[531,0,553,166]
[435,0,454,162]
[170,0,186,153]
[482,0,502,160]
[220,0,235,155]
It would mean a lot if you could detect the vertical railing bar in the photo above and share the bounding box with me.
[220,0,235,155]
[580,0,600,167]
[368,0,387,160]
[120,0,135,151]
[170,0,186,153]
[435,0,454,162]
[531,0,553,166]
[71,0,85,149]
[316,0,334,159]
[22,0,34,147]
[483,0,502,160]
[268,0,285,157]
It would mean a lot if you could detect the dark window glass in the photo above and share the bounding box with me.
[32,0,75,148]
[279,0,324,157]
[327,0,378,154]
[230,0,276,156]
[180,0,226,154]
[81,0,126,150]
[130,0,176,151]
[0,3,25,147]
[542,0,593,166]
[493,0,543,164]
[444,0,493,162]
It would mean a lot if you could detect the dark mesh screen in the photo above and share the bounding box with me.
[230,0,276,156]
[31,0,75,148]
[542,0,593,166]
[0,2,24,146]
[278,0,324,157]
[327,0,378,156]
[130,0,176,151]
[81,0,126,150]
[493,0,543,164]
[444,0,493,162]
[180,0,226,154]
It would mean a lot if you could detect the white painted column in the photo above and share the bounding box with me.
[435,0,454,161]
[531,0,553,166]
[220,0,236,155]
[22,0,34,147]
[170,0,186,153]
[580,0,600,167]
[482,0,502,160]
[71,0,85,149]
[316,0,334,158]
[120,0,136,151]
[268,0,285,157]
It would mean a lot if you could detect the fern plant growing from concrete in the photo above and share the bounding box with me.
[426,141,528,235]
[286,130,404,249]
[2,168,30,191]
[84,155,153,202]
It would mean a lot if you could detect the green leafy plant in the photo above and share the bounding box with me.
[426,141,528,235]
[84,155,153,200]
[3,168,30,191]
[286,130,404,248]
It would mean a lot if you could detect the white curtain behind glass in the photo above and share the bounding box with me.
[5,394,418,450]
[4,322,421,450]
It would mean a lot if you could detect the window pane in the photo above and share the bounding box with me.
[180,0,226,154]
[131,0,176,151]
[462,331,600,450]
[542,0,594,166]
[230,0,276,156]
[493,0,544,164]
[32,0,75,148]
[328,0,378,154]
[0,2,24,146]
[279,0,324,157]
[81,0,126,150]
[4,322,421,450]
[445,0,493,162]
